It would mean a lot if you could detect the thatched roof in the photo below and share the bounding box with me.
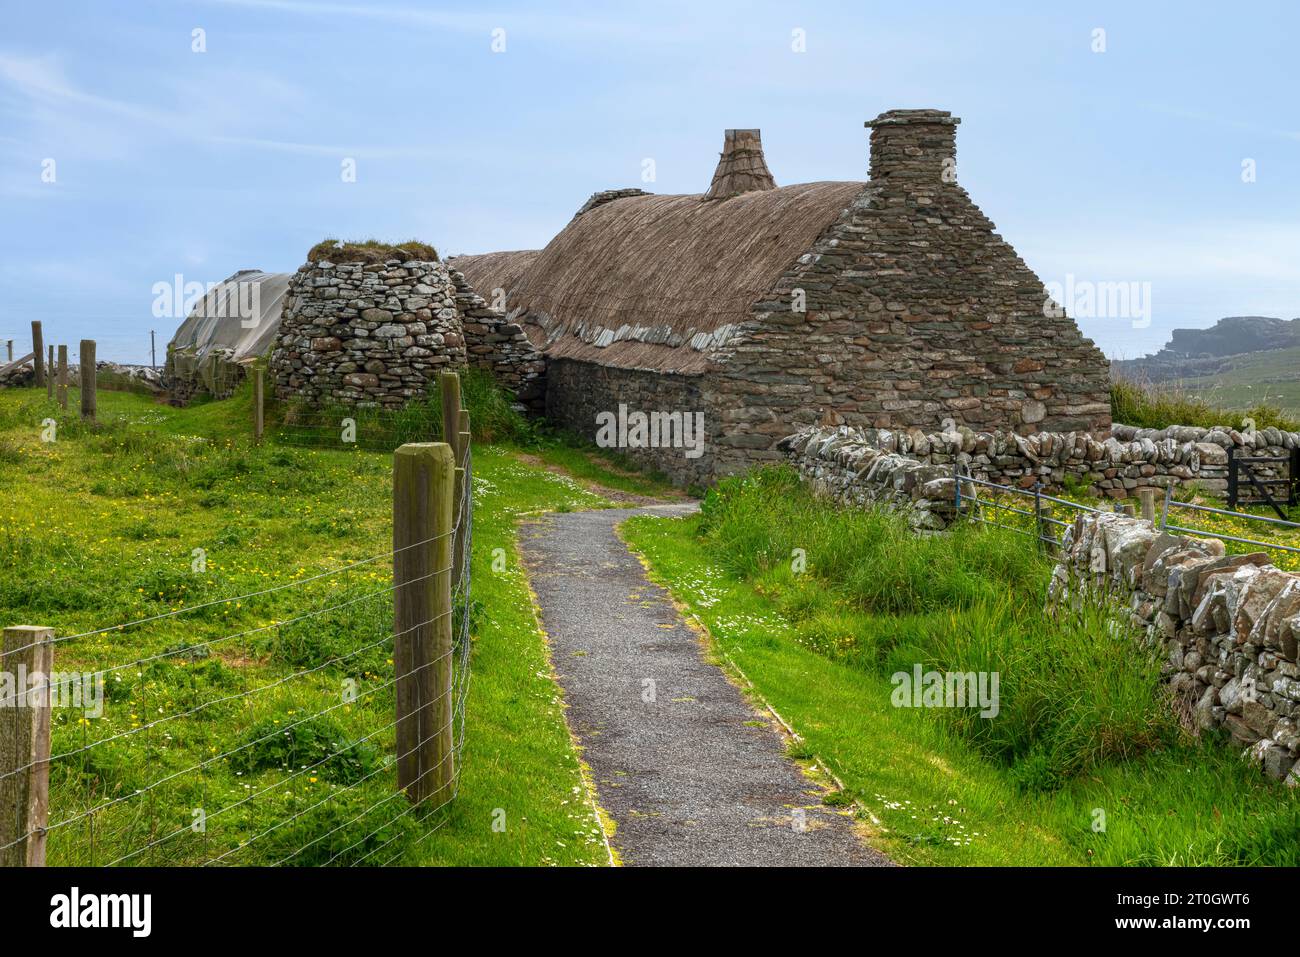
[497,180,865,374]
[449,249,541,304]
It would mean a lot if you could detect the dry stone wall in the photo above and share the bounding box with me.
[784,421,1300,784]
[779,425,957,530]
[270,258,465,408]
[448,268,545,413]
[781,422,1300,502]
[1050,512,1300,785]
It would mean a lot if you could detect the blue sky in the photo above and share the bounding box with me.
[1,0,1296,362]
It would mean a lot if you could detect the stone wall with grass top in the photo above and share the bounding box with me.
[270,253,466,409]
[1049,511,1300,785]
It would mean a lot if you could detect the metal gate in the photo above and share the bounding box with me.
[1227,446,1300,518]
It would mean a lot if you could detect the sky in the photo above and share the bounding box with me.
[1,0,1297,363]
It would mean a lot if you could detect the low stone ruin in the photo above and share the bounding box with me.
[270,257,467,409]
[0,360,163,393]
[269,249,545,411]
[0,360,35,388]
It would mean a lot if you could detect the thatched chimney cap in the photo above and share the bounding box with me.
[704,129,776,201]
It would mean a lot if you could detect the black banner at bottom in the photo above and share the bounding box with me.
[0,865,1285,942]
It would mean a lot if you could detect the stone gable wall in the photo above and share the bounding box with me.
[712,112,1111,479]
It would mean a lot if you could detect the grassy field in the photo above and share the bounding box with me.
[8,376,1296,868]
[621,467,1300,866]
[1123,346,1300,421]
[0,382,644,866]
[1111,375,1300,433]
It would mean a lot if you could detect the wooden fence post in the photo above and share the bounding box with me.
[393,442,455,805]
[439,371,462,451]
[31,322,44,389]
[453,410,471,585]
[56,346,68,410]
[253,367,265,444]
[46,345,54,400]
[5,340,12,363]
[79,340,96,422]
[1139,488,1156,523]
[1291,447,1300,507]
[0,626,54,866]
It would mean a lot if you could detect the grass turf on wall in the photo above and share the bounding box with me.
[622,466,1300,865]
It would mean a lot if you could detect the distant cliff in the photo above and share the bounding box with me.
[1113,316,1300,381]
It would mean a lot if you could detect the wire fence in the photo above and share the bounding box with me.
[272,406,448,452]
[0,405,473,867]
[955,464,1300,561]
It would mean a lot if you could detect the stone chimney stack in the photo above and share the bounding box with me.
[864,109,960,188]
[704,129,777,201]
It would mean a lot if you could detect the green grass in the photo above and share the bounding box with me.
[1116,346,1300,421]
[271,366,537,450]
[307,238,440,264]
[621,467,1300,866]
[528,439,682,499]
[1111,376,1300,432]
[0,382,626,866]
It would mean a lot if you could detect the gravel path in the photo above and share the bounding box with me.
[520,504,892,867]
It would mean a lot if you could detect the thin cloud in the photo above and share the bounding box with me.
[0,51,462,160]
[187,0,687,42]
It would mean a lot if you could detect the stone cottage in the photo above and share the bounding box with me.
[452,110,1112,486]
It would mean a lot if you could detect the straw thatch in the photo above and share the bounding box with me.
[498,180,865,373]
[449,249,541,305]
[704,129,777,200]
